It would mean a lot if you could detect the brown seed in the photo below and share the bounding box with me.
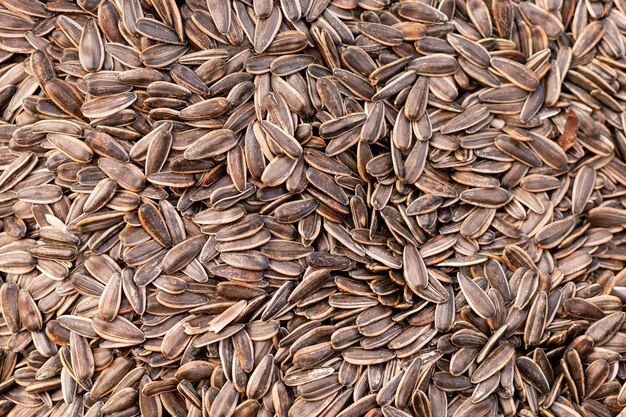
[81,92,137,119]
[472,342,515,383]
[98,272,122,322]
[92,315,146,345]
[180,98,229,120]
[403,244,428,292]
[79,19,104,72]
[140,43,189,68]
[246,354,274,399]
[459,187,511,208]
[524,291,547,348]
[136,17,180,44]
[407,54,459,76]
[18,289,42,331]
[490,57,540,91]
[184,129,237,160]
[1,282,21,332]
[70,331,95,382]
[254,6,281,53]
[396,2,448,23]
[16,184,63,204]
[138,203,172,247]
[210,381,239,417]
[83,178,118,214]
[572,21,605,59]
[457,273,497,319]
[571,166,596,215]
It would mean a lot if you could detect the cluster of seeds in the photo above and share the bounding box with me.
[1,0,626,416]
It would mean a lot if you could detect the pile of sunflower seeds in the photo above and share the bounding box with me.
[1,0,626,415]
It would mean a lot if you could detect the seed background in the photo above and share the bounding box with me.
[0,0,626,416]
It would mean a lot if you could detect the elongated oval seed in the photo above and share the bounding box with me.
[457,273,496,319]
[490,57,540,91]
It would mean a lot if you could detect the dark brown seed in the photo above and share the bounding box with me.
[490,57,540,91]
[1,282,20,332]
[457,273,496,319]
[44,78,84,120]
[79,19,104,72]
[184,129,237,159]
[138,204,172,247]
